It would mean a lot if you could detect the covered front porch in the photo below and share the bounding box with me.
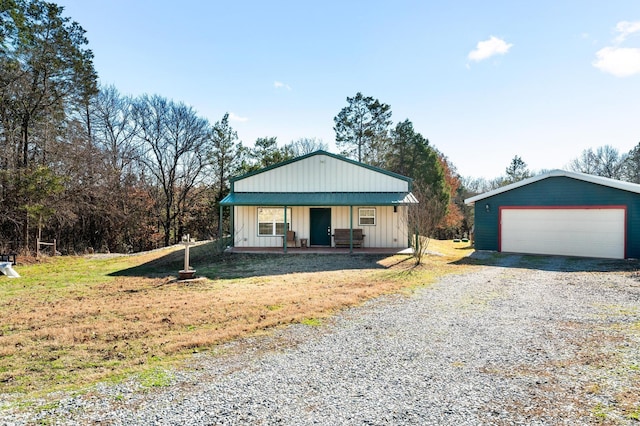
[219,191,418,254]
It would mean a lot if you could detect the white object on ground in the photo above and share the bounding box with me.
[0,261,20,278]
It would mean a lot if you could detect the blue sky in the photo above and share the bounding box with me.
[56,0,640,179]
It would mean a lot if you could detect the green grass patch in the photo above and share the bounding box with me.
[300,318,322,326]
[137,367,173,389]
[592,403,610,420]
[266,304,283,311]
[627,407,640,420]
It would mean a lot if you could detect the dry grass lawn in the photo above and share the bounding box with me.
[0,240,474,399]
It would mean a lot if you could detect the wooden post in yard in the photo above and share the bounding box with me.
[178,234,196,280]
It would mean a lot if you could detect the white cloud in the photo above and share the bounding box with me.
[228,112,248,122]
[593,21,640,77]
[593,46,640,77]
[614,20,640,44]
[274,81,292,90]
[468,36,513,62]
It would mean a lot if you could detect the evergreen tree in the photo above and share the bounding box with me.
[386,119,449,207]
[208,112,243,236]
[504,155,530,184]
[333,92,392,166]
[250,137,294,169]
[622,142,640,183]
[1,0,97,167]
[386,119,450,246]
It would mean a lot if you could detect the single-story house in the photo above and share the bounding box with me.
[464,169,640,259]
[219,150,418,252]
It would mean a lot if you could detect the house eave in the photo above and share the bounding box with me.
[220,192,419,206]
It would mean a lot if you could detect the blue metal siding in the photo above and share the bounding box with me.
[474,176,640,258]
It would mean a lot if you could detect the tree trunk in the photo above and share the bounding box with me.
[21,116,29,168]
[164,201,171,247]
[23,211,29,253]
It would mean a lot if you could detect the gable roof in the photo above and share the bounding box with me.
[221,150,418,206]
[465,169,640,205]
[230,150,413,186]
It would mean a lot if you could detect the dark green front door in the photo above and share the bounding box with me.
[310,208,331,246]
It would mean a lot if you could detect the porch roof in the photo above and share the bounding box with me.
[219,191,418,206]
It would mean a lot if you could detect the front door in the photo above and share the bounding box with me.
[310,208,331,246]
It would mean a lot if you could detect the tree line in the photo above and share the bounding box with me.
[0,1,470,255]
[463,144,640,195]
[2,1,636,255]
[0,0,330,254]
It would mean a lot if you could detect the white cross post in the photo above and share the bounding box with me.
[179,234,196,280]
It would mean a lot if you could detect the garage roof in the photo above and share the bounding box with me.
[465,169,640,205]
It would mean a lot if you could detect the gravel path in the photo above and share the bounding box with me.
[4,253,640,425]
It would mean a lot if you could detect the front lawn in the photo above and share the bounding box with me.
[0,240,474,401]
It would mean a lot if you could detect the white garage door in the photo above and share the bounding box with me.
[501,208,625,259]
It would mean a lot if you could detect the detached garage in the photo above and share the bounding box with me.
[465,170,640,259]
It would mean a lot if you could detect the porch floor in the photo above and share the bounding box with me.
[226,246,414,255]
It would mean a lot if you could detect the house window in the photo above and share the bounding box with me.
[358,208,376,226]
[258,207,291,236]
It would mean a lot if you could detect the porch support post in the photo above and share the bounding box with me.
[219,205,224,244]
[349,205,353,254]
[230,206,234,247]
[284,205,288,253]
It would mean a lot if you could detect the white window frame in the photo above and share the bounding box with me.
[358,207,376,226]
[257,207,292,236]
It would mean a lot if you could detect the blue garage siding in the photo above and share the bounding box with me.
[473,176,640,258]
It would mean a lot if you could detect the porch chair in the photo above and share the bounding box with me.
[286,230,297,248]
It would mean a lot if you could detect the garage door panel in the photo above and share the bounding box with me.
[501,208,625,259]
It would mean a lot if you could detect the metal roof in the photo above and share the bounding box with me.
[229,150,413,187]
[465,169,640,205]
[220,191,419,206]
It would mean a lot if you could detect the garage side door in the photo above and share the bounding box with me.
[500,208,625,259]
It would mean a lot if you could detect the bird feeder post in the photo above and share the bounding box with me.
[178,234,196,280]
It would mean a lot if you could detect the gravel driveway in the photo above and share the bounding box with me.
[5,253,640,425]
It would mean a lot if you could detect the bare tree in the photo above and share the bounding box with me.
[91,85,139,181]
[406,183,448,265]
[461,176,495,194]
[133,94,210,247]
[286,137,328,157]
[569,145,626,179]
[88,85,148,251]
